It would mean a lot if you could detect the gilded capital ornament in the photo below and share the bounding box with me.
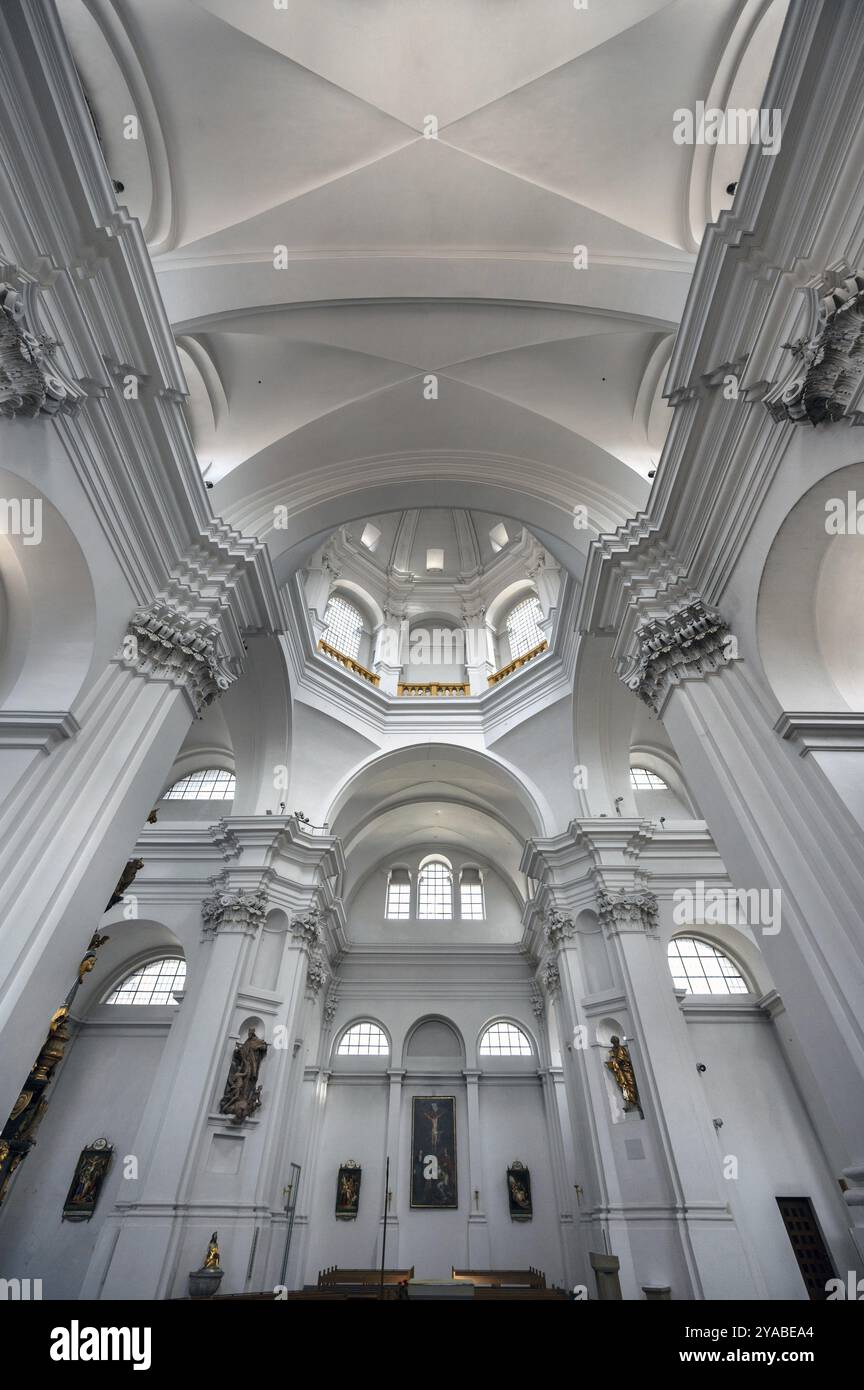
[620,599,731,714]
[597,888,659,936]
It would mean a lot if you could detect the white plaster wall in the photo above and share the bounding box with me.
[0,1012,170,1299]
[348,845,522,945]
[685,1011,859,1297]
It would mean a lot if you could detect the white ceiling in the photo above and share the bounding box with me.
[60,0,787,564]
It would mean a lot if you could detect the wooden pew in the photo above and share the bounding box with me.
[451,1266,547,1288]
[317,1265,414,1288]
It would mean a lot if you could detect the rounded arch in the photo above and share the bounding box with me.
[75,917,185,1017]
[0,470,96,714]
[402,1013,466,1069]
[329,579,383,632]
[757,460,864,712]
[666,924,771,997]
[486,578,538,632]
[332,1017,392,1061]
[477,1015,537,1060]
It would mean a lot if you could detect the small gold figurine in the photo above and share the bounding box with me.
[203,1231,221,1270]
[606,1035,644,1117]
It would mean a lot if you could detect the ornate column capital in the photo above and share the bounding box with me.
[323,982,340,1026]
[530,982,545,1018]
[201,882,268,935]
[542,960,561,996]
[288,907,323,951]
[765,267,864,425]
[597,888,659,937]
[543,906,576,950]
[619,598,732,715]
[0,280,83,420]
[306,948,329,997]
[122,600,238,716]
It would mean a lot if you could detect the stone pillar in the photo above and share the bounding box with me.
[620,596,864,1255]
[463,1070,491,1265]
[0,599,240,1122]
[83,818,343,1299]
[376,1068,404,1265]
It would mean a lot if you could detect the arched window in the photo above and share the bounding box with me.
[479,1020,533,1056]
[459,867,485,920]
[417,856,453,919]
[105,957,186,1005]
[630,767,669,791]
[322,594,364,660]
[386,867,411,919]
[165,768,235,800]
[337,1021,389,1056]
[668,937,749,995]
[505,595,545,659]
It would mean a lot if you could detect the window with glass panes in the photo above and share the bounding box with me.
[106,958,187,1005]
[459,868,485,919]
[667,937,748,995]
[630,767,668,791]
[479,1021,533,1055]
[505,595,545,659]
[386,869,411,919]
[322,595,364,660]
[164,769,235,800]
[337,1022,389,1055]
[417,858,453,918]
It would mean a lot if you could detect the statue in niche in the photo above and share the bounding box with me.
[219,1026,268,1125]
[605,1035,644,1117]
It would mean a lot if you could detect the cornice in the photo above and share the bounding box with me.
[774,710,864,754]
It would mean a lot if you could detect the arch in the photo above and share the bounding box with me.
[486,578,537,632]
[103,954,186,1006]
[478,1018,535,1057]
[667,933,753,995]
[163,767,236,800]
[757,460,864,712]
[417,855,453,919]
[667,923,772,996]
[334,1018,391,1058]
[321,591,366,660]
[329,579,384,632]
[403,1014,465,1067]
[0,470,96,715]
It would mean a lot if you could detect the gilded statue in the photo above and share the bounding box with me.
[203,1232,221,1270]
[605,1035,644,1117]
[218,1026,268,1124]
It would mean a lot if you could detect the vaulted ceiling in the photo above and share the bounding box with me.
[59,0,788,571]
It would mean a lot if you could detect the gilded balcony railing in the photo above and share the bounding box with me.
[398,681,470,697]
[487,639,548,685]
[318,639,380,686]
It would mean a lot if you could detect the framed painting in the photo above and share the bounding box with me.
[410,1096,457,1209]
[507,1161,533,1221]
[62,1138,113,1222]
[335,1160,361,1219]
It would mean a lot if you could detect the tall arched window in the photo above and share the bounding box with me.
[505,595,545,659]
[417,856,453,919]
[479,1020,533,1056]
[164,768,235,800]
[385,867,411,919]
[105,957,186,1005]
[322,594,364,660]
[668,937,749,995]
[337,1021,389,1056]
[459,867,485,920]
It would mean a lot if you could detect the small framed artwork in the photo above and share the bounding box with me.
[335,1160,361,1219]
[62,1138,113,1222]
[507,1161,533,1221]
[410,1096,457,1209]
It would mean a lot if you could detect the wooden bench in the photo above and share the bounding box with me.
[317,1266,414,1288]
[473,1286,567,1300]
[451,1266,546,1288]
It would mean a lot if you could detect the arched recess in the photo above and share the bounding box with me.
[403,1015,465,1070]
[219,632,292,815]
[757,461,864,712]
[0,471,96,715]
[73,917,185,1017]
[665,923,774,1000]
